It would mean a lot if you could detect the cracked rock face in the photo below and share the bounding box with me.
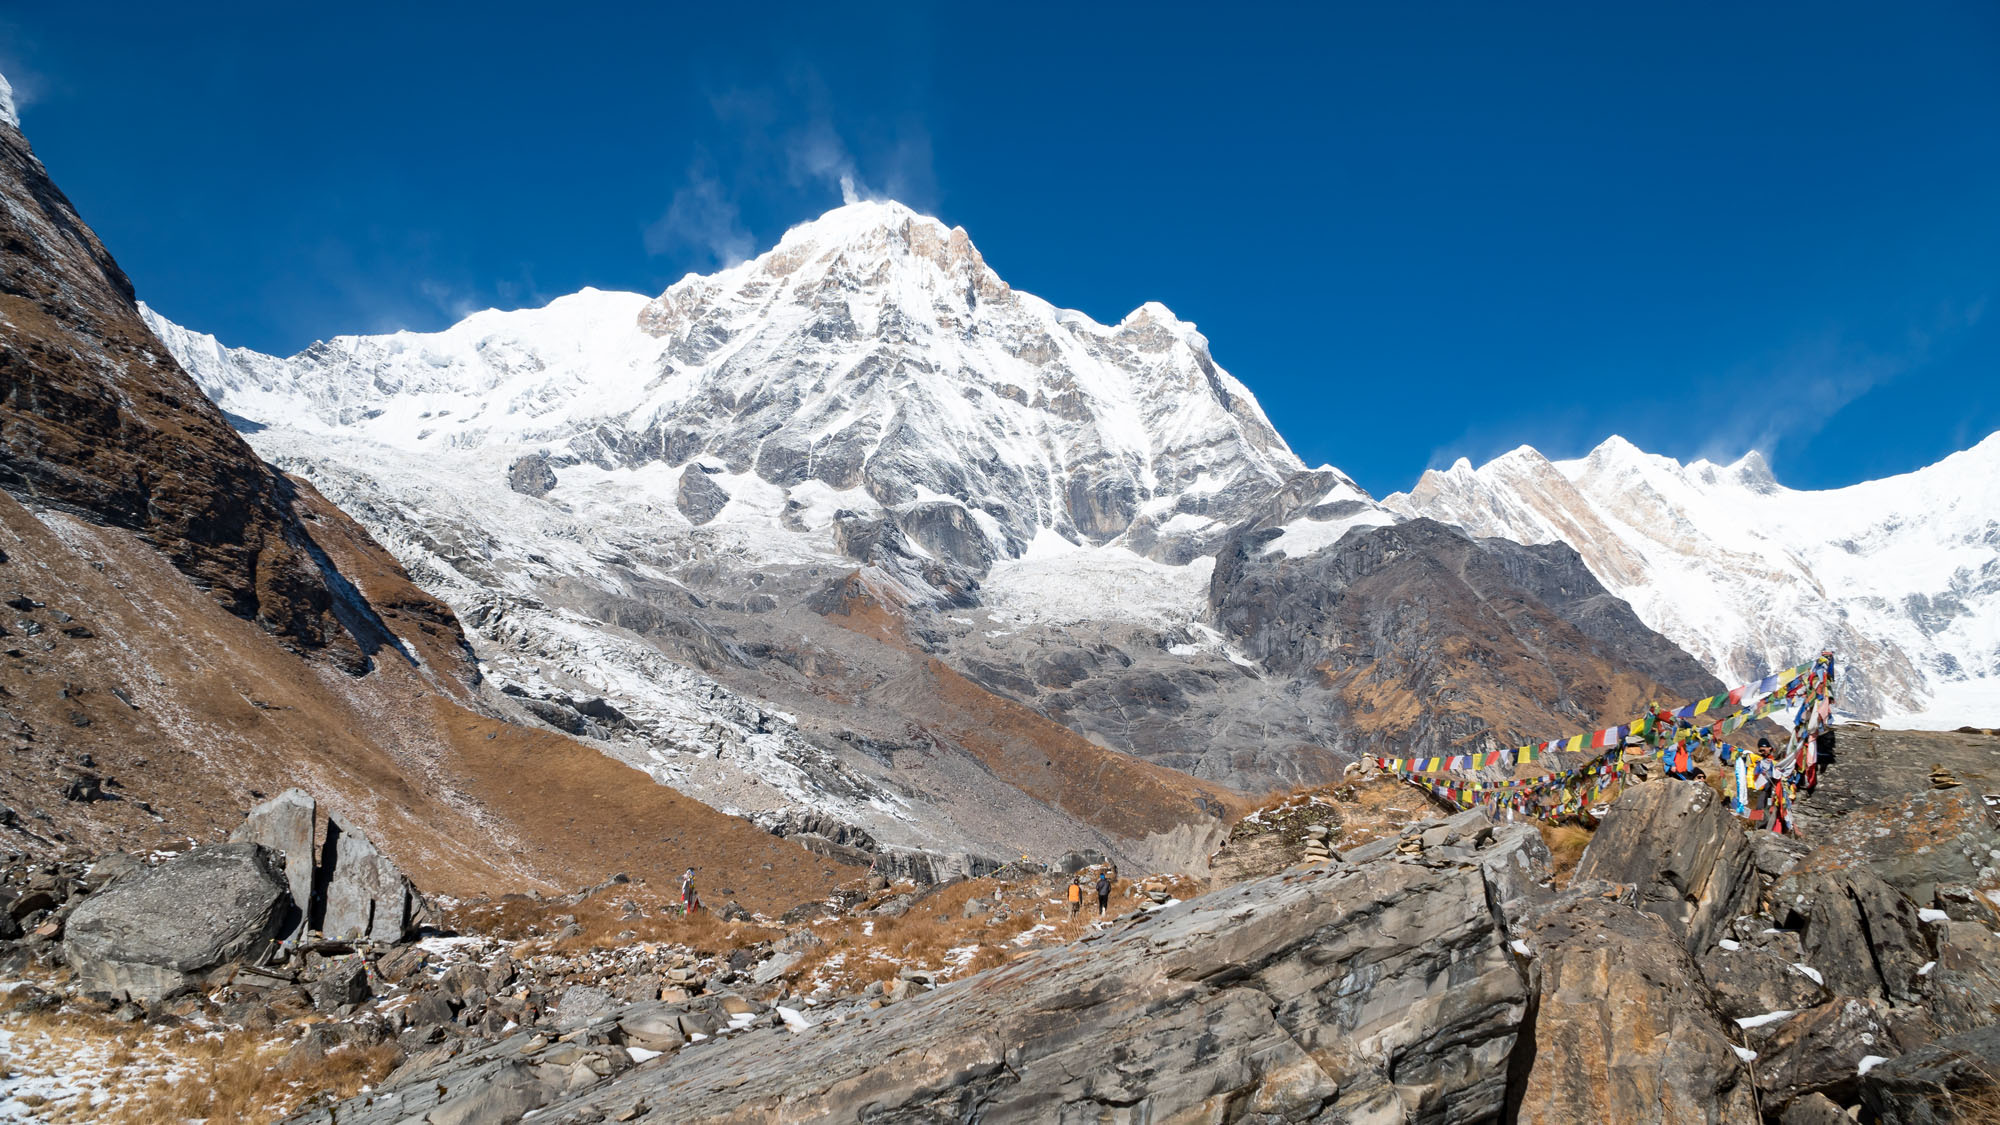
[1573,775,1758,955]
[1518,892,1761,1124]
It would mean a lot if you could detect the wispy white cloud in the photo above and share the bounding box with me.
[1693,332,1910,467]
[786,117,865,204]
[643,67,939,265]
[417,279,483,322]
[0,21,49,128]
[645,163,755,269]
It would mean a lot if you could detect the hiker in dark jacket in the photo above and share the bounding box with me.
[1095,869,1112,916]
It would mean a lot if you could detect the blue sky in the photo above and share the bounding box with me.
[4,3,1995,496]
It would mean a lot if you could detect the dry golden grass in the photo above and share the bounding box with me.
[1538,824,1594,885]
[441,889,782,959]
[1925,1061,2000,1124]
[105,1036,400,1125]
[1959,1088,2000,1125]
[783,871,1149,995]
[0,1007,398,1125]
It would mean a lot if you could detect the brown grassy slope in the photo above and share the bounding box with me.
[0,105,854,911]
[0,493,854,909]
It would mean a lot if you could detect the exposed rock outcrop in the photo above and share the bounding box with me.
[674,464,729,524]
[321,820,423,943]
[1518,892,1760,1123]
[294,821,1544,1124]
[1860,1021,2000,1125]
[506,452,558,497]
[561,856,1528,1121]
[1772,866,1933,1005]
[231,787,425,943]
[1573,779,1757,954]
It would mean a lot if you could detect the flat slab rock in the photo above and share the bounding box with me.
[532,855,1532,1123]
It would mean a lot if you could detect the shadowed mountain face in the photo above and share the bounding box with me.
[0,100,859,909]
[0,117,404,669]
[1208,517,1723,761]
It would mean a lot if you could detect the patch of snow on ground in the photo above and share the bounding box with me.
[1260,506,1398,557]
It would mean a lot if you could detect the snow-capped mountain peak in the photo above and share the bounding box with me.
[1387,432,2000,723]
[148,199,1306,583]
[143,197,2000,735]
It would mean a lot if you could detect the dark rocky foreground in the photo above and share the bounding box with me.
[4,728,1997,1122]
[274,732,1999,1124]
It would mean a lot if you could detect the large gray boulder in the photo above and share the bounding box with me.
[63,843,293,1002]
[320,821,421,943]
[230,787,317,921]
[1574,779,1758,954]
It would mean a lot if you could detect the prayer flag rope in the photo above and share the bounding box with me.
[1371,659,1818,776]
[1371,653,1836,831]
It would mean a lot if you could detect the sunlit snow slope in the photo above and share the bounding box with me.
[149,200,1305,575]
[1385,436,2000,725]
